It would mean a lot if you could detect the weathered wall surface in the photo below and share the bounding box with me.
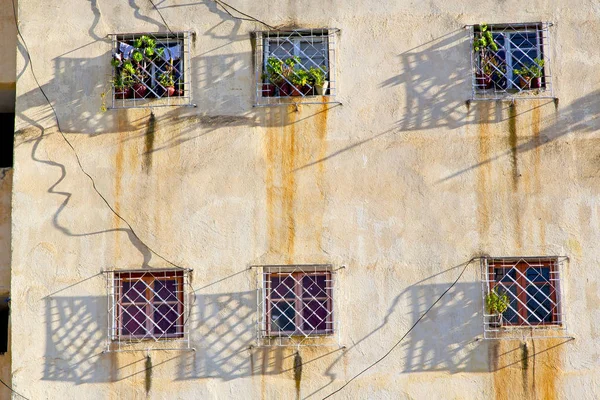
[10,0,600,399]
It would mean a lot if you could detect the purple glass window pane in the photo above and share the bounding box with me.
[153,304,179,335]
[270,276,296,300]
[122,305,147,336]
[270,301,296,332]
[155,279,178,303]
[122,280,147,303]
[302,275,327,299]
[302,300,329,332]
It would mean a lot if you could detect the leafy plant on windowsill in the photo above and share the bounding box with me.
[486,288,509,327]
[513,58,545,89]
[308,67,328,95]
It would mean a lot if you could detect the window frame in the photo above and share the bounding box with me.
[265,270,334,337]
[470,22,553,100]
[486,257,562,327]
[108,31,193,109]
[114,270,185,341]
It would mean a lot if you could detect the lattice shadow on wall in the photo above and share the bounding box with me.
[401,282,488,373]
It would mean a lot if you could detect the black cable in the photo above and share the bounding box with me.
[147,0,174,33]
[11,0,187,271]
[322,259,474,399]
[213,0,275,30]
[0,378,30,400]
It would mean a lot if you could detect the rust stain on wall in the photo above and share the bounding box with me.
[143,112,156,173]
[265,105,329,261]
[491,339,563,400]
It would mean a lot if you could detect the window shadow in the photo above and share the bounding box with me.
[400,281,488,373]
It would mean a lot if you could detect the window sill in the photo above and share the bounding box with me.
[253,95,341,107]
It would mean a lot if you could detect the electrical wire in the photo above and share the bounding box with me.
[11,0,188,271]
[213,0,275,30]
[0,378,30,400]
[322,258,475,399]
[147,0,174,33]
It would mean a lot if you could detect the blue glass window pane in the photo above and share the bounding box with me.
[270,302,296,332]
[526,285,553,323]
[526,267,551,282]
[500,286,519,324]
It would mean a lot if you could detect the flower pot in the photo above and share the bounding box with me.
[132,83,148,98]
[262,83,276,97]
[302,85,314,96]
[165,86,176,97]
[475,73,492,89]
[278,82,292,97]
[315,80,329,95]
[114,87,132,99]
[517,76,531,90]
[290,85,303,96]
[530,77,543,89]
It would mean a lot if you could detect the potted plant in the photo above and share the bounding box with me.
[529,58,545,89]
[309,67,328,95]
[112,70,133,99]
[158,70,176,97]
[289,69,311,96]
[485,288,510,328]
[473,24,499,90]
[513,66,532,90]
[266,57,286,96]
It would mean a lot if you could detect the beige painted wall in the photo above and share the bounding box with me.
[10,0,600,399]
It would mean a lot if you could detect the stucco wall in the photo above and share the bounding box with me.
[10,0,600,399]
[0,0,16,112]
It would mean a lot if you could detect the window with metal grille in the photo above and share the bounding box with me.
[108,32,193,109]
[112,270,185,340]
[254,29,339,106]
[470,23,554,100]
[482,257,568,339]
[256,265,337,346]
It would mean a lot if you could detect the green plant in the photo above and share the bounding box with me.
[158,71,175,87]
[308,67,326,87]
[485,288,510,315]
[473,24,499,52]
[290,69,311,87]
[122,60,136,75]
[265,57,284,83]
[132,50,144,63]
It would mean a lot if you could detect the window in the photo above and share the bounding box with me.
[257,265,336,346]
[482,257,566,339]
[111,270,186,341]
[108,32,192,108]
[254,29,339,105]
[471,23,553,99]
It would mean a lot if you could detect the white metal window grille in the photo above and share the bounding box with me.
[255,265,339,347]
[253,29,340,107]
[108,32,193,109]
[481,257,569,340]
[104,269,192,352]
[469,23,554,101]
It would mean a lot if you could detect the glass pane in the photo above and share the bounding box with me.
[299,39,327,70]
[154,304,179,335]
[122,280,147,303]
[270,301,296,332]
[511,49,538,70]
[268,40,294,60]
[121,305,147,336]
[510,32,538,49]
[500,286,519,325]
[270,276,296,300]
[527,285,553,323]
[302,300,329,332]
[302,275,327,299]
[492,33,505,48]
[526,267,551,283]
[495,268,515,283]
[155,279,178,302]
